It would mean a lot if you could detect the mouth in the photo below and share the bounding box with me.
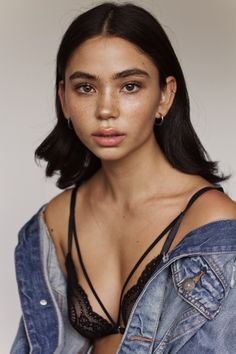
[92,129,124,137]
[92,129,126,147]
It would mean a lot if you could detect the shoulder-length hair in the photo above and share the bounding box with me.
[35,2,228,189]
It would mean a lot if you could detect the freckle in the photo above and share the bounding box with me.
[50,228,54,233]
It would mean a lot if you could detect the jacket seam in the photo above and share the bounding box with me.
[201,255,228,291]
[39,215,63,351]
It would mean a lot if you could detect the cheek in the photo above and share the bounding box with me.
[72,118,91,138]
[121,96,158,125]
[72,123,92,150]
[68,107,92,140]
[65,95,81,116]
[66,97,91,127]
[122,87,160,113]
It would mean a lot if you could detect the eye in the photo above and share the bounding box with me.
[122,82,141,93]
[75,83,96,94]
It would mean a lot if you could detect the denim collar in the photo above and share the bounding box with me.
[162,219,236,265]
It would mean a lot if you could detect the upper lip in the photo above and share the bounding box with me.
[92,129,125,137]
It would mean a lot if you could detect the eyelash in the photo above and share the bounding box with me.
[75,83,95,94]
[122,82,141,93]
[74,81,142,94]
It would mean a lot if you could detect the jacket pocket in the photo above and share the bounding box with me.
[152,254,234,353]
[171,255,227,320]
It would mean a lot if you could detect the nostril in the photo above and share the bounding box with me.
[96,97,119,120]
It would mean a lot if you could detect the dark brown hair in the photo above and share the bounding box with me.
[35,2,228,188]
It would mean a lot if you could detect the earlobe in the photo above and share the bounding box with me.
[58,81,69,119]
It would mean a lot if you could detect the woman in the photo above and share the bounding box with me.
[11,3,236,354]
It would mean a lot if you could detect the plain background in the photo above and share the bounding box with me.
[0,0,235,352]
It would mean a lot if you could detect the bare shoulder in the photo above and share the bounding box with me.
[183,188,236,232]
[170,188,236,252]
[44,188,73,245]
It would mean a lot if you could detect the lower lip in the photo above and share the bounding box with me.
[92,135,126,147]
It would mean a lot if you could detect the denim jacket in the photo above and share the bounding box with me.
[11,206,236,354]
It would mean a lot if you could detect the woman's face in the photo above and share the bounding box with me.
[59,35,176,162]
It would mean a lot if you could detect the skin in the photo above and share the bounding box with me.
[59,35,175,167]
[45,35,236,354]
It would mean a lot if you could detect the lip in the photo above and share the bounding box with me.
[92,128,124,137]
[92,129,126,147]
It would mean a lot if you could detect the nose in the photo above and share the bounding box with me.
[95,89,119,121]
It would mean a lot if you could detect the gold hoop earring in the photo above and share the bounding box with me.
[154,114,164,126]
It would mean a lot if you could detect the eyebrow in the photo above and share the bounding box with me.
[69,68,150,81]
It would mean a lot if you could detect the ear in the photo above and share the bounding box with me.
[58,80,70,119]
[155,76,177,118]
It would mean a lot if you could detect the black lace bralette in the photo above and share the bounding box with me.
[65,185,223,340]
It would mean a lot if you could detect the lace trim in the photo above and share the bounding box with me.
[66,255,118,339]
[66,252,163,339]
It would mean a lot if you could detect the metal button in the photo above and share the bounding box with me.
[182,278,196,292]
[40,299,47,306]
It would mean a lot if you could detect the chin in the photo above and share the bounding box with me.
[93,149,127,162]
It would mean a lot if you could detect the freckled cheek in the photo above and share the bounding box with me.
[71,123,93,148]
[66,97,86,116]
[68,105,93,141]
[121,99,156,124]
[68,99,93,123]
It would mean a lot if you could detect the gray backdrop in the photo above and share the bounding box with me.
[0,0,235,352]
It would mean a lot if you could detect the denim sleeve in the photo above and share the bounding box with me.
[10,317,30,354]
[177,267,236,353]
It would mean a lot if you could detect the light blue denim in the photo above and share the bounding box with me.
[11,206,236,353]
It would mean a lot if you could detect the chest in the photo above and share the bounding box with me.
[73,203,175,278]
[62,201,183,327]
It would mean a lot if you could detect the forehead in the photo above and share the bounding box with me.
[66,35,159,78]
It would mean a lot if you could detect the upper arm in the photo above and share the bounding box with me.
[44,189,73,273]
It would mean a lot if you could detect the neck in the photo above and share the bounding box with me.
[94,140,195,207]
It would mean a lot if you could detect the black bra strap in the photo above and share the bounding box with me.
[69,185,117,326]
[120,185,224,290]
[68,184,224,327]
[160,213,184,256]
[118,212,183,303]
[183,186,224,213]
[68,185,80,254]
[160,185,224,256]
